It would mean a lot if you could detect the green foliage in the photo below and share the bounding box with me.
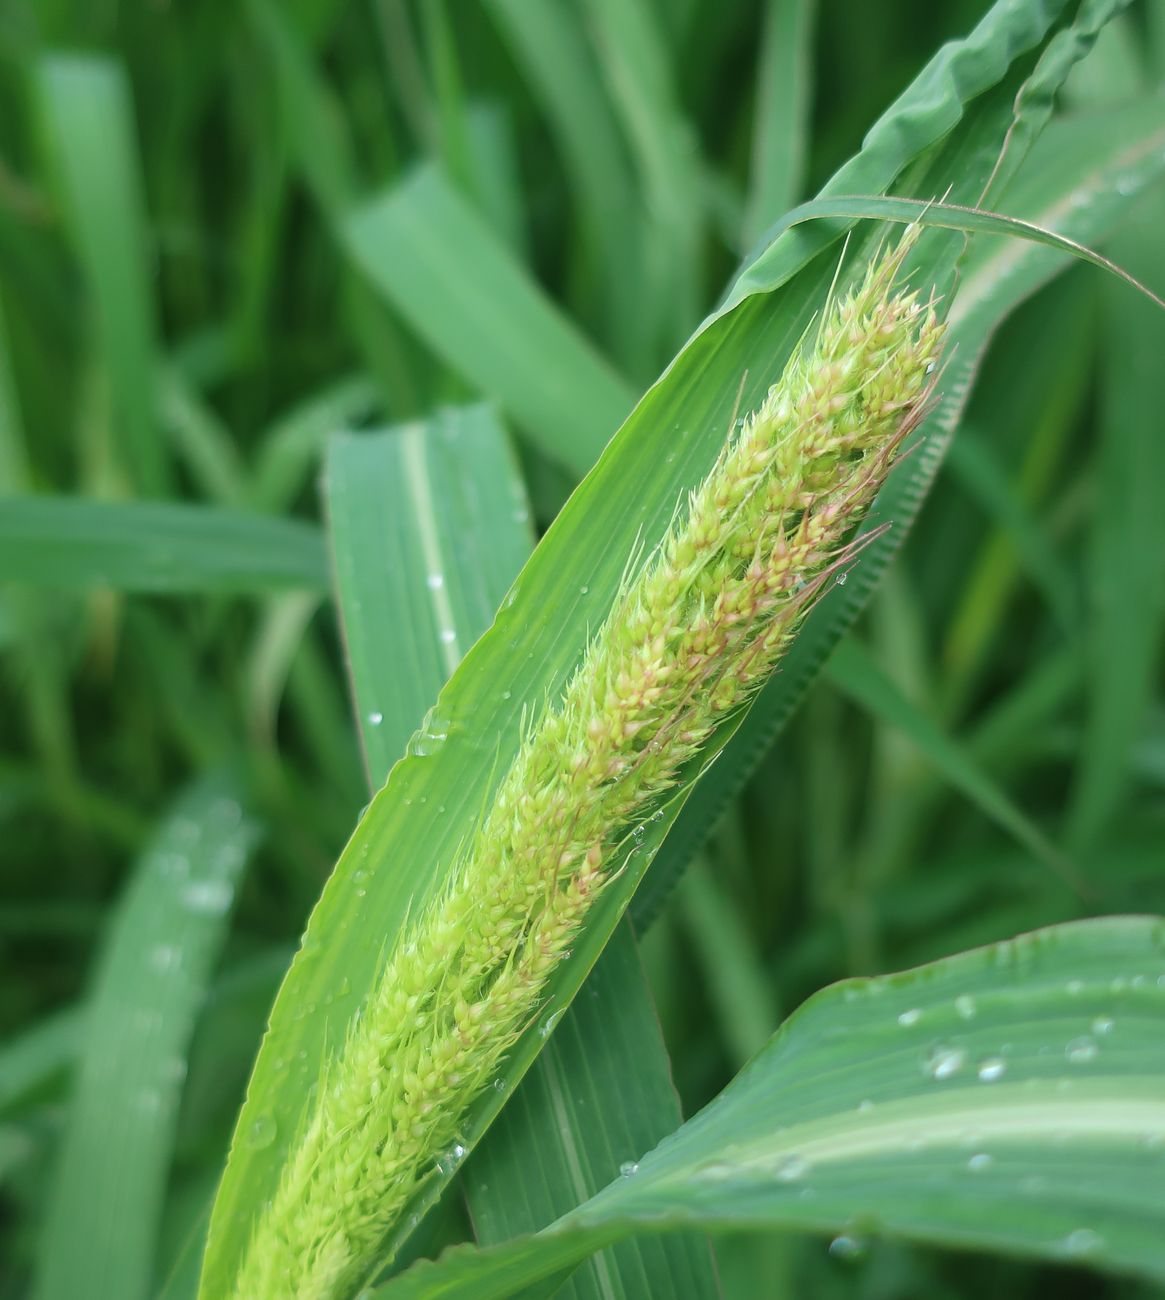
[1,1,1164,1299]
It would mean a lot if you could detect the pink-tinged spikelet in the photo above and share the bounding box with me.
[229,229,945,1300]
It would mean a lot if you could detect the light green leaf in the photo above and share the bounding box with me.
[0,497,328,593]
[35,775,260,1300]
[375,917,1165,1297]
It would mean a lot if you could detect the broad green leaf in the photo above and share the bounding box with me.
[34,775,260,1300]
[743,0,817,244]
[36,55,165,494]
[633,87,1165,929]
[327,408,717,1297]
[0,497,328,593]
[327,406,533,781]
[1066,208,1165,853]
[375,917,1165,1297]
[826,638,1077,888]
[340,167,636,478]
[198,4,1113,1292]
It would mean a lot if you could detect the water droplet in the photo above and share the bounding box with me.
[858,1099,874,1113]
[156,852,190,880]
[619,1161,639,1177]
[367,711,383,726]
[977,1056,1006,1083]
[954,994,976,1020]
[923,1045,967,1081]
[1066,979,1084,996]
[774,1153,810,1182]
[897,1007,922,1027]
[836,572,847,586]
[408,709,452,756]
[138,1087,164,1115]
[439,627,457,645]
[1060,1228,1103,1258]
[579,585,590,595]
[1091,1016,1114,1036]
[967,1152,993,1172]
[213,798,243,826]
[246,1114,278,1150]
[436,1143,467,1174]
[181,880,234,915]
[492,1077,508,1093]
[426,573,445,590]
[828,1234,867,1261]
[540,1008,563,1038]
[696,1160,734,1180]
[149,943,182,974]
[1065,1036,1098,1065]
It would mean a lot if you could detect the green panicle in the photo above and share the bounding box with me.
[229,229,946,1300]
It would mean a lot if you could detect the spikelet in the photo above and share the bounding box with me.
[230,229,945,1300]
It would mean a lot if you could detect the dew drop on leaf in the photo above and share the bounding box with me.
[246,1114,278,1150]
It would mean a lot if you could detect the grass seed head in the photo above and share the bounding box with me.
[229,228,946,1300]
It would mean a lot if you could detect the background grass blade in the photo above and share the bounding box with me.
[36,54,166,495]
[374,916,1165,1298]
[1066,211,1165,853]
[34,774,260,1300]
[826,637,1076,887]
[581,0,705,355]
[482,0,647,371]
[327,408,718,1298]
[341,167,636,477]
[743,0,817,245]
[0,497,328,593]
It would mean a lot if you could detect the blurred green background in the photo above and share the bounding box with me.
[2,0,1164,1296]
